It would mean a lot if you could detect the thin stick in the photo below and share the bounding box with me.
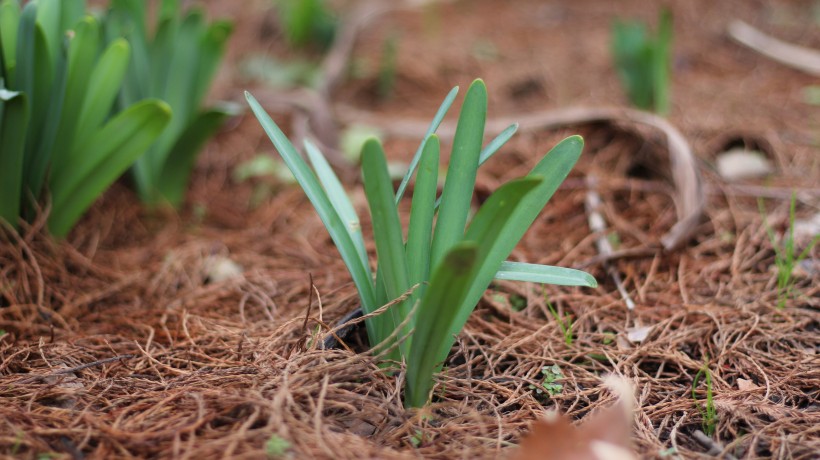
[693,429,739,460]
[585,175,636,310]
[728,20,820,77]
[20,354,135,383]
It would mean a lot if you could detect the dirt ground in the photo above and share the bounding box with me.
[1,0,819,458]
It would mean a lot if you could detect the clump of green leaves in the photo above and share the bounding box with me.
[247,79,596,408]
[612,8,673,114]
[0,0,170,237]
[103,0,234,208]
[759,194,820,309]
[693,360,717,437]
[264,434,291,458]
[533,364,564,397]
[275,0,336,51]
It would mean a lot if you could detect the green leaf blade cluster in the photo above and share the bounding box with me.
[0,0,172,236]
[247,79,595,409]
[104,0,234,208]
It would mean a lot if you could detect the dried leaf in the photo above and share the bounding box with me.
[737,378,759,392]
[626,325,653,343]
[513,376,637,460]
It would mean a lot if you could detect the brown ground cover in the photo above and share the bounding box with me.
[1,0,818,458]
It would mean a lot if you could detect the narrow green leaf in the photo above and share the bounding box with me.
[50,16,100,174]
[48,100,172,237]
[405,134,440,296]
[156,108,229,207]
[0,87,28,228]
[246,92,383,341]
[395,85,458,203]
[362,138,412,352]
[405,243,478,408]
[495,261,597,287]
[108,0,151,107]
[17,11,53,200]
[407,177,543,407]
[0,0,21,82]
[70,38,131,157]
[34,0,60,67]
[159,0,180,22]
[446,136,584,341]
[430,79,487,268]
[653,8,673,114]
[28,32,68,204]
[478,123,517,166]
[305,139,370,274]
[58,0,84,31]
[146,9,204,188]
[149,15,177,97]
[192,19,232,107]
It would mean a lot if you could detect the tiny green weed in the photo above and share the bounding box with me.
[264,434,291,458]
[538,364,564,396]
[275,0,336,51]
[759,194,820,309]
[545,296,574,346]
[692,360,717,437]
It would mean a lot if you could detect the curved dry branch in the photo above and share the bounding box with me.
[728,20,820,77]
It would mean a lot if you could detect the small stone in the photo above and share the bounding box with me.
[715,149,773,181]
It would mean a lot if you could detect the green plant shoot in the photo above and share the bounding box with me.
[759,194,820,309]
[612,8,672,114]
[0,0,170,236]
[246,79,596,408]
[103,0,234,208]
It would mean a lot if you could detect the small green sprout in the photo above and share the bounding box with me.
[546,298,574,346]
[530,364,564,397]
[693,360,717,437]
[612,8,673,114]
[265,434,291,458]
[759,193,820,309]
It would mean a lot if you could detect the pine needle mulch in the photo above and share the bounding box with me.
[1,123,818,459]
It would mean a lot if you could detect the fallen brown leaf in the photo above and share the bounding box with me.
[512,376,637,460]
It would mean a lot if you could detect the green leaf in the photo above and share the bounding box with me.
[193,19,232,107]
[156,108,229,207]
[495,261,597,287]
[407,177,543,407]
[430,79,487,268]
[362,138,412,351]
[70,38,131,157]
[50,16,100,174]
[478,123,517,166]
[450,136,584,338]
[305,139,369,274]
[395,86,458,203]
[246,91,383,341]
[405,243,478,407]
[653,8,673,114]
[0,86,28,228]
[405,134,440,297]
[58,0,84,32]
[0,0,21,82]
[34,0,60,67]
[48,100,171,237]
